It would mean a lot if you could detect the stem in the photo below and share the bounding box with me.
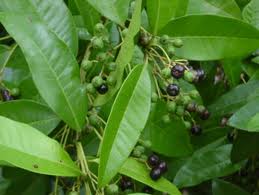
[151,44,171,64]
[0,35,11,41]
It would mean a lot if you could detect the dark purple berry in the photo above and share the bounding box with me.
[191,125,202,136]
[147,154,160,167]
[200,109,210,120]
[142,186,154,193]
[1,89,13,101]
[119,177,133,191]
[171,64,185,79]
[150,167,162,181]
[196,68,205,81]
[186,102,197,112]
[158,161,168,173]
[166,84,180,96]
[138,33,151,46]
[97,84,108,94]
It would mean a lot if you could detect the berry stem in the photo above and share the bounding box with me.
[151,44,171,64]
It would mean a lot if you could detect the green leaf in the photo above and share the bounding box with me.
[212,179,250,195]
[160,15,259,60]
[0,44,14,72]
[74,0,100,35]
[174,144,241,187]
[175,0,189,18]
[0,100,60,135]
[146,0,179,34]
[85,0,131,25]
[94,0,142,106]
[98,64,151,187]
[120,158,181,195]
[243,0,259,30]
[187,0,241,18]
[228,98,259,131]
[143,100,193,157]
[0,116,81,176]
[231,131,259,163]
[0,0,78,55]
[0,12,87,131]
[208,81,259,117]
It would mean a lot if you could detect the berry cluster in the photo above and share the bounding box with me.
[147,154,168,181]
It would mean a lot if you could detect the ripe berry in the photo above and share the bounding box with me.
[119,177,133,191]
[166,84,180,96]
[191,125,202,136]
[196,68,205,81]
[150,167,162,181]
[172,38,183,48]
[147,154,160,167]
[97,84,108,94]
[186,102,197,112]
[161,67,171,79]
[158,161,168,173]
[1,90,13,101]
[171,64,185,79]
[200,109,210,120]
[139,33,151,46]
[142,186,154,193]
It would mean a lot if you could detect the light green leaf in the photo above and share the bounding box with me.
[120,158,181,195]
[174,144,241,187]
[175,0,189,18]
[94,0,142,106]
[0,0,78,55]
[228,98,259,131]
[212,179,250,195]
[0,44,15,72]
[0,100,60,135]
[187,0,241,18]
[0,116,81,176]
[243,0,259,30]
[0,12,87,131]
[98,64,151,187]
[160,15,259,60]
[85,0,131,25]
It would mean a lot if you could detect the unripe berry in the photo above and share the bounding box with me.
[10,88,20,97]
[189,90,199,99]
[161,67,171,79]
[151,92,158,102]
[92,37,104,49]
[82,59,93,71]
[167,101,176,113]
[176,106,185,116]
[92,76,103,88]
[184,70,195,83]
[162,114,171,123]
[107,62,116,71]
[160,35,170,45]
[94,23,105,33]
[105,184,119,195]
[172,38,183,48]
[85,83,96,94]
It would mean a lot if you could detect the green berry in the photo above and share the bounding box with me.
[92,76,103,88]
[189,90,199,99]
[140,154,148,161]
[135,145,145,153]
[132,148,142,157]
[105,184,119,195]
[89,115,100,127]
[85,83,96,94]
[94,23,105,33]
[107,62,117,71]
[107,74,116,86]
[160,35,170,45]
[167,46,175,57]
[182,95,192,106]
[67,191,79,195]
[162,114,171,123]
[176,106,185,116]
[151,92,158,102]
[81,59,93,71]
[122,28,128,38]
[92,37,104,49]
[167,101,176,113]
[184,121,192,129]
[172,38,183,48]
[184,71,195,83]
[10,88,20,97]
[142,140,152,148]
[161,67,171,79]
[197,105,206,114]
[96,52,107,62]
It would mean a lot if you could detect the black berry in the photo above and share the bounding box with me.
[191,125,202,136]
[196,68,205,81]
[97,84,108,94]
[147,154,160,167]
[1,89,13,101]
[158,161,168,173]
[119,177,133,191]
[150,167,162,181]
[186,102,197,112]
[142,186,154,193]
[171,64,185,79]
[227,131,236,143]
[200,109,210,120]
[166,84,180,96]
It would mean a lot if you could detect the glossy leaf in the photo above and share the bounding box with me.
[0,44,14,72]
[208,81,259,117]
[187,0,241,18]
[0,12,87,131]
[94,0,142,106]
[146,0,179,34]
[98,64,151,187]
[243,0,259,30]
[212,179,250,195]
[175,0,189,18]
[74,0,100,34]
[143,100,193,157]
[85,0,131,25]
[174,144,241,187]
[0,100,60,135]
[0,0,78,55]
[120,158,181,195]
[160,15,259,60]
[0,116,81,176]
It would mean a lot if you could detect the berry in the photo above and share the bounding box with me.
[107,75,116,86]
[161,67,171,79]
[184,70,195,82]
[186,102,197,112]
[150,167,162,181]
[132,149,142,157]
[142,140,152,148]
[135,145,145,153]
[189,90,199,99]
[191,125,202,136]
[200,109,210,120]
[89,115,100,127]
[107,62,116,71]
[182,95,192,106]
[184,121,192,130]
[97,84,108,94]
[105,184,119,195]
[1,90,13,101]
[197,105,206,114]
[142,186,154,193]
[147,154,160,167]
[92,76,103,88]
[82,59,93,71]
[10,88,20,97]
[96,52,107,62]
[94,23,105,33]
[160,35,170,45]
[158,161,168,173]
[167,46,175,57]
[176,106,185,116]
[227,131,236,142]
[119,177,133,191]
[167,101,176,113]
[122,28,128,38]
[220,117,228,127]
[166,84,180,96]
[67,192,79,195]
[92,37,104,49]
[171,64,185,79]
[196,68,205,81]
[85,83,96,94]
[162,114,171,123]
[151,92,158,102]
[139,33,151,46]
[140,154,148,161]
[172,38,183,48]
